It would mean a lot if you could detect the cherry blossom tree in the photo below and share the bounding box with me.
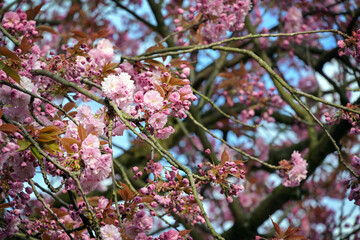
[1,0,360,239]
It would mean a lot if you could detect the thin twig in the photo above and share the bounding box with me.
[108,116,123,228]
[0,80,77,125]
[124,29,350,61]
[0,24,20,46]
[186,111,284,170]
[192,87,258,128]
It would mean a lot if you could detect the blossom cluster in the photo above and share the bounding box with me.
[137,165,206,226]
[103,61,196,140]
[198,154,246,198]
[1,9,38,40]
[195,0,252,43]
[279,151,308,187]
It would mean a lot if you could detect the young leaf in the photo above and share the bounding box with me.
[45,141,62,154]
[19,36,33,53]
[0,47,21,61]
[179,229,192,237]
[3,65,22,84]
[154,84,166,99]
[77,124,87,142]
[30,146,43,160]
[63,102,76,113]
[118,183,135,202]
[71,30,89,39]
[39,125,62,135]
[168,77,189,86]
[0,124,20,134]
[220,149,229,166]
[17,139,31,151]
[37,25,58,35]
[26,3,44,20]
[59,137,80,153]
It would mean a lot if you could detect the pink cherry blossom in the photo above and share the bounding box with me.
[100,224,122,240]
[282,151,308,187]
[102,73,135,109]
[143,90,163,111]
[159,229,179,240]
[148,112,167,130]
[155,126,175,139]
[2,12,20,29]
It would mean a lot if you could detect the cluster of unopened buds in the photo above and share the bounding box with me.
[337,29,360,62]
[197,155,245,199]
[324,103,360,134]
[136,166,206,226]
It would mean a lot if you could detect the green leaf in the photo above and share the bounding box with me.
[0,61,5,71]
[17,139,31,151]
[30,146,43,160]
[0,47,21,61]
[45,141,62,154]
[3,65,21,84]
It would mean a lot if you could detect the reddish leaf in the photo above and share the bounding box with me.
[37,25,58,34]
[118,183,135,202]
[146,43,166,61]
[0,124,20,134]
[3,65,21,84]
[179,229,192,237]
[26,4,44,20]
[39,125,61,135]
[41,232,51,240]
[19,36,33,53]
[177,173,183,182]
[169,59,191,68]
[140,196,154,203]
[168,77,189,86]
[0,107,2,118]
[220,149,229,166]
[67,111,77,117]
[77,124,87,142]
[145,43,165,54]
[59,138,80,153]
[270,217,282,237]
[0,47,21,61]
[71,30,88,39]
[234,160,244,165]
[63,102,76,113]
[100,140,108,146]
[0,202,10,209]
[144,59,165,69]
[154,84,166,99]
[103,62,118,74]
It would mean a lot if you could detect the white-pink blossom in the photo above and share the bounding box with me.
[102,73,135,109]
[148,112,167,130]
[282,151,308,187]
[100,224,122,240]
[156,126,175,139]
[143,90,163,111]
